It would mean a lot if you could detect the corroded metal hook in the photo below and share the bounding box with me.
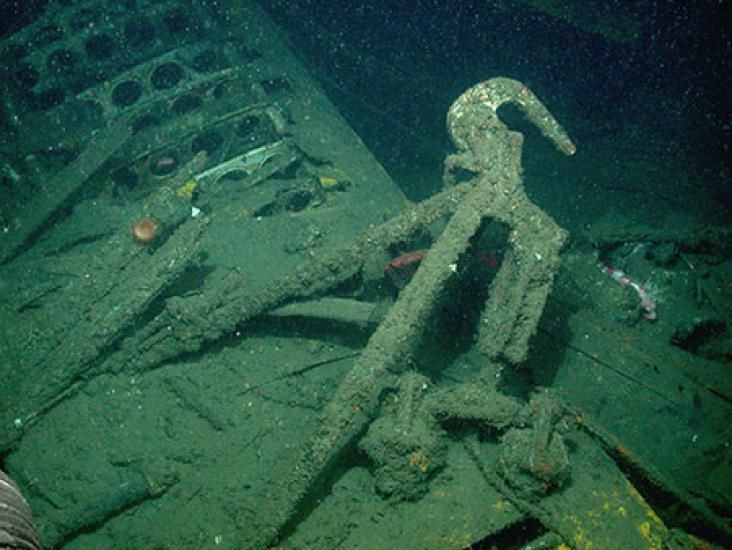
[447,77,576,156]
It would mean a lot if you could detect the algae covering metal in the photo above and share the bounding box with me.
[0,0,408,448]
[0,1,724,549]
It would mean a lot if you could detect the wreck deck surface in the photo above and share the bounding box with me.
[0,1,730,549]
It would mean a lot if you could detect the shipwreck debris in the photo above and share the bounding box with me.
[0,116,132,265]
[0,188,206,451]
[252,77,576,546]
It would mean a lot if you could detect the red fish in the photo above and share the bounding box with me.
[384,249,429,277]
[385,248,500,288]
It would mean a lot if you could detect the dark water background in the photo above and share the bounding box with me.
[258,0,730,207]
[1,1,730,548]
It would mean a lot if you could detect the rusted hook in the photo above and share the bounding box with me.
[447,77,576,156]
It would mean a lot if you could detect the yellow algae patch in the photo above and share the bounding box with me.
[315,165,352,190]
[624,480,665,548]
[176,178,197,199]
[318,176,339,188]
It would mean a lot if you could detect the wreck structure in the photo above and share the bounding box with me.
[1,1,729,549]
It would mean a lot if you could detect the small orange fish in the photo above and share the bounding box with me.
[384,249,428,288]
[385,248,500,288]
[384,249,428,275]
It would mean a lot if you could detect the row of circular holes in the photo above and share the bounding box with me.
[113,115,267,189]
[12,42,223,92]
[2,12,209,91]
[13,50,224,113]
[112,61,188,107]
[4,15,191,75]
[10,8,195,54]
